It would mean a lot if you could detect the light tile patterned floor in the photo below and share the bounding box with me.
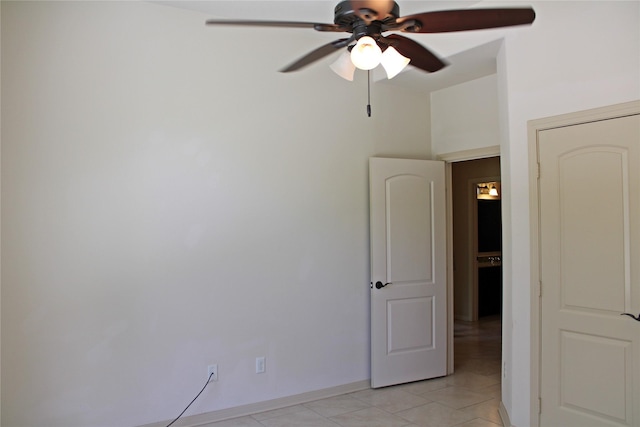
[203,317,502,427]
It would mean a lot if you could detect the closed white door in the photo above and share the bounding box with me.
[369,157,447,388]
[539,113,640,426]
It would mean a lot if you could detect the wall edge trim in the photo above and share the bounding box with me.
[138,380,371,427]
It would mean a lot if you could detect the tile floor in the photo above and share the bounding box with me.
[203,316,502,427]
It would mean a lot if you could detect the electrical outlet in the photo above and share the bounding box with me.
[255,357,266,374]
[207,364,218,382]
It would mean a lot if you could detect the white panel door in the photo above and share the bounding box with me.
[539,114,640,426]
[370,157,447,388]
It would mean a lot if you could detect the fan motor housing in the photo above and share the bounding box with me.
[333,1,400,27]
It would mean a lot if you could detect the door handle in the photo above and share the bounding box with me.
[620,312,640,322]
[374,281,391,289]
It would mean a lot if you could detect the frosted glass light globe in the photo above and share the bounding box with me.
[350,36,382,70]
[380,46,410,79]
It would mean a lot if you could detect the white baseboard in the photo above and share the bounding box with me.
[499,401,512,427]
[139,380,371,427]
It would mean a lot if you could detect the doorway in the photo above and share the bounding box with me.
[451,157,502,322]
[449,156,502,385]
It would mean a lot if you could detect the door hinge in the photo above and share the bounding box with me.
[537,161,541,179]
[538,280,543,298]
[538,397,542,414]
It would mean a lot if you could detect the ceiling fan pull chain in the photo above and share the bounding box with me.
[367,70,372,117]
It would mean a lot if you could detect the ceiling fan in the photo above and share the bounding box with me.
[205,1,536,80]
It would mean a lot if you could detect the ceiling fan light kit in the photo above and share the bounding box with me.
[329,42,409,81]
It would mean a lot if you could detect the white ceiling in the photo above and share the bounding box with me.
[155,0,515,93]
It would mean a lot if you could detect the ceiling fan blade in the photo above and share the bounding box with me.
[280,38,352,73]
[205,19,344,32]
[396,8,536,33]
[384,34,447,73]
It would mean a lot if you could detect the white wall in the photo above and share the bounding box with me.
[493,1,640,425]
[0,2,430,426]
[431,74,500,156]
